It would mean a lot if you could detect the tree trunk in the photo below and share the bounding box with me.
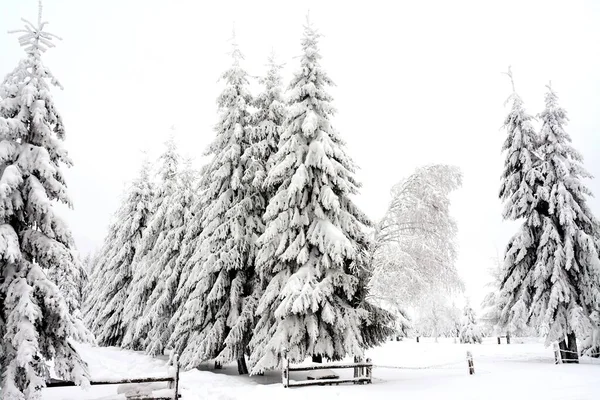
[506,331,511,344]
[565,332,579,364]
[237,356,249,375]
[312,355,322,363]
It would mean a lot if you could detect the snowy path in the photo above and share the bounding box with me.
[43,339,600,400]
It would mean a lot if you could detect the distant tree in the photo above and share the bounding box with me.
[85,159,154,346]
[370,164,464,308]
[135,156,197,356]
[76,252,91,308]
[448,302,463,341]
[413,294,454,342]
[0,3,90,397]
[480,251,506,335]
[122,135,180,351]
[459,304,483,344]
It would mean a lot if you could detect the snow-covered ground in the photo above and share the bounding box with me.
[43,337,600,400]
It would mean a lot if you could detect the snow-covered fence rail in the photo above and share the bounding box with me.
[46,354,181,400]
[282,358,373,388]
[552,345,600,364]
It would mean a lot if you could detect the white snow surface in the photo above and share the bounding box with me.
[42,338,600,400]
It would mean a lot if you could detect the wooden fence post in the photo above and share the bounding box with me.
[366,358,372,384]
[286,357,290,388]
[281,359,287,388]
[281,350,290,388]
[174,353,180,400]
[353,356,366,384]
[466,351,474,375]
[497,337,501,345]
[506,332,511,344]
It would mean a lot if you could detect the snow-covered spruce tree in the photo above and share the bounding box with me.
[84,159,154,346]
[248,19,373,374]
[459,304,483,344]
[529,84,600,362]
[169,36,260,375]
[166,170,207,357]
[497,69,544,337]
[498,72,600,363]
[0,5,90,398]
[122,136,179,351]
[132,157,198,357]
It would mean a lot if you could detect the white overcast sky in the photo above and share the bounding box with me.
[1,0,599,309]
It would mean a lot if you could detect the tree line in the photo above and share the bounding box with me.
[85,19,395,376]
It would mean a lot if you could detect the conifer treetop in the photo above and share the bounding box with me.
[9,1,62,57]
[503,65,516,94]
[499,66,542,221]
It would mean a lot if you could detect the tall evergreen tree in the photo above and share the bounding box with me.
[248,19,371,374]
[497,68,545,335]
[243,54,286,365]
[122,136,179,351]
[529,84,600,361]
[85,159,154,346]
[0,4,90,398]
[131,155,197,356]
[167,171,207,358]
[169,35,260,375]
[141,157,198,357]
[498,71,600,363]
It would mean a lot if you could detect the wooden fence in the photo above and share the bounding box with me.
[497,334,511,344]
[46,354,180,400]
[282,358,372,388]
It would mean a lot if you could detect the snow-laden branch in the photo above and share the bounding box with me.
[370,164,464,308]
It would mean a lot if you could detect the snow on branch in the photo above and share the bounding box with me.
[8,1,61,55]
[370,165,464,307]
